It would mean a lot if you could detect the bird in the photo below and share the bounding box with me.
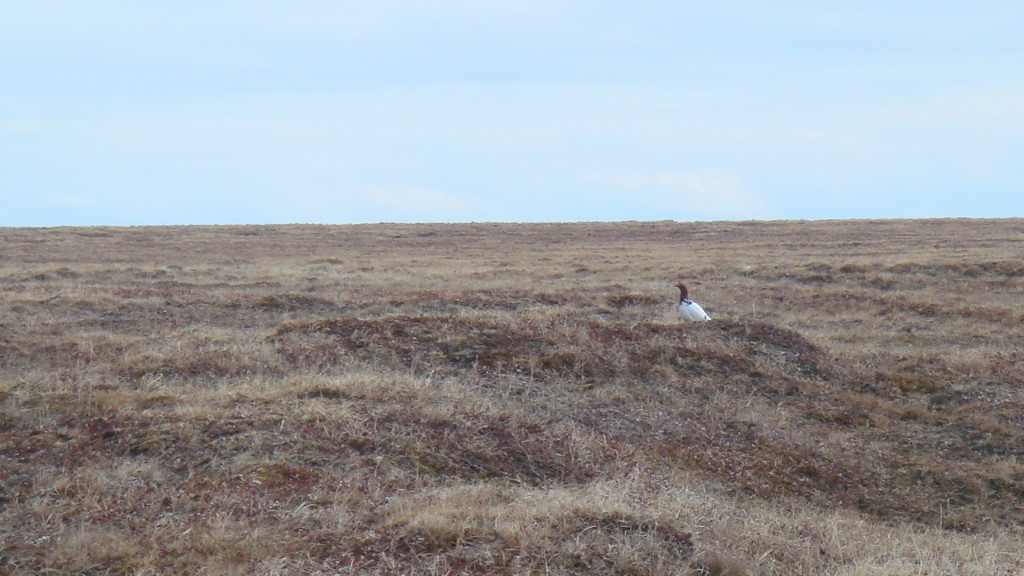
[675,281,710,321]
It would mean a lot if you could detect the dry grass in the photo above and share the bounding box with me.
[2,219,1023,575]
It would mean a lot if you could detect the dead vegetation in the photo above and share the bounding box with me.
[1,219,1023,575]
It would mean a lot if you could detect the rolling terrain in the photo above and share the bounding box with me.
[2,219,1023,574]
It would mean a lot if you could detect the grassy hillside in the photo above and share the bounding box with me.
[1,220,1023,575]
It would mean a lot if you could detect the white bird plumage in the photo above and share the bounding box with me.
[676,281,710,321]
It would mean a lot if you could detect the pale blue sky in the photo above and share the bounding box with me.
[2,2,1022,226]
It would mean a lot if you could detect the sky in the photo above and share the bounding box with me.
[2,1,1022,226]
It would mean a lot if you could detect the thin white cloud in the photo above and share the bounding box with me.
[47,193,98,208]
[599,171,769,220]
[359,186,474,221]
[1,120,59,136]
